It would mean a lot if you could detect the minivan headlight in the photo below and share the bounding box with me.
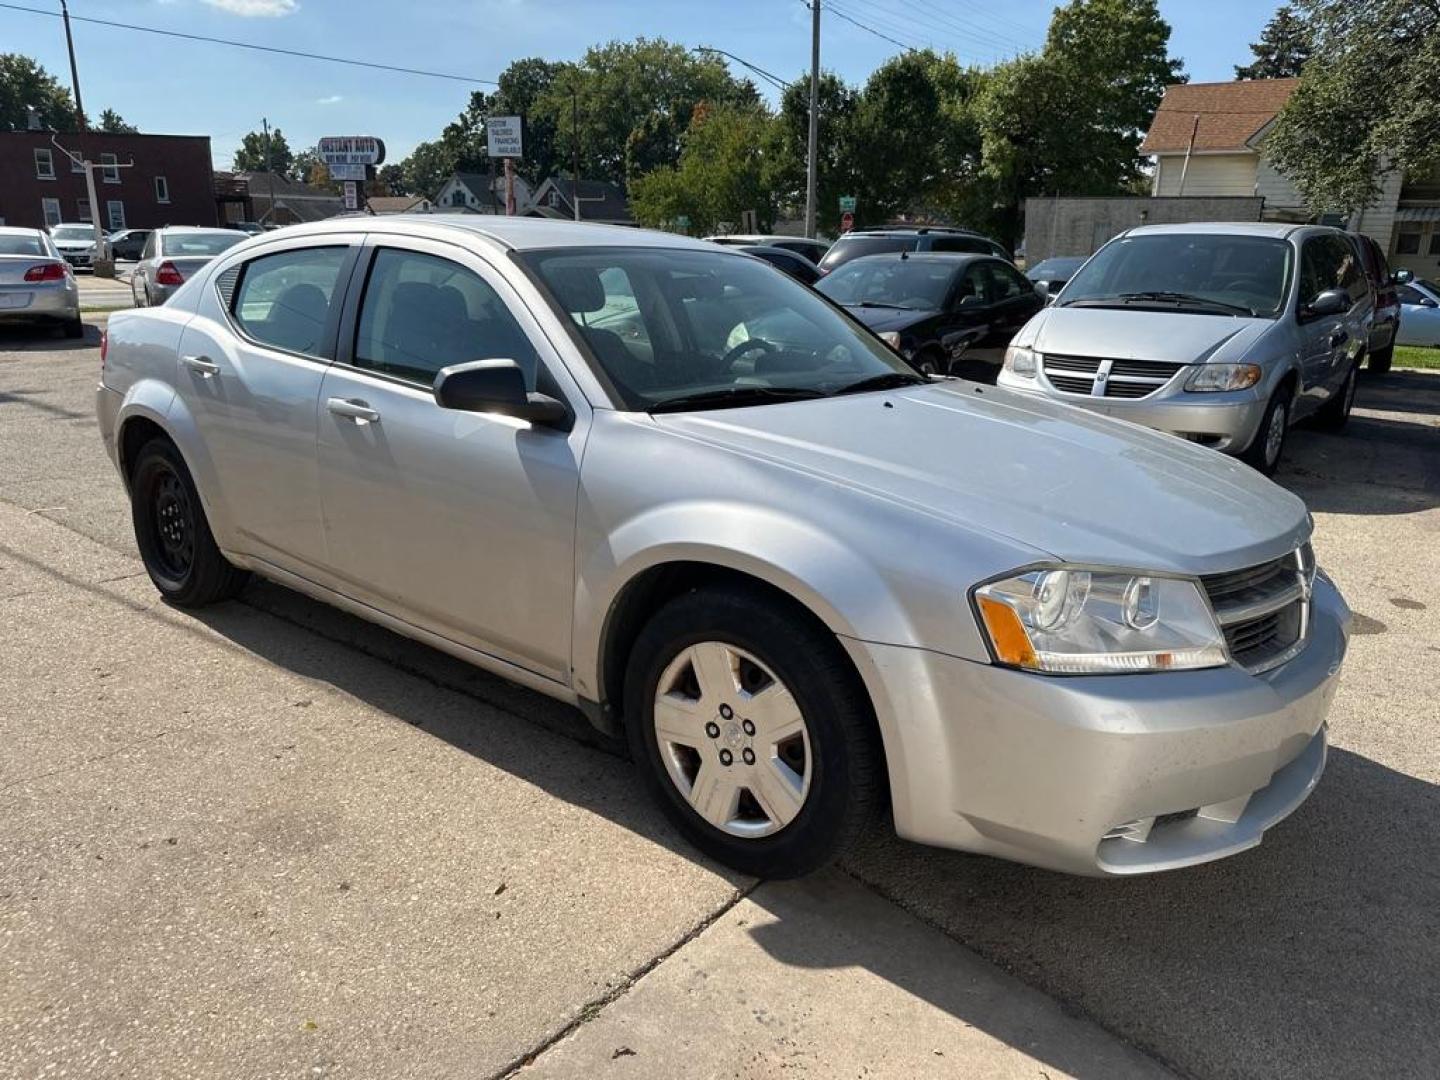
[1003,345,1038,377]
[974,567,1228,674]
[1185,363,1262,392]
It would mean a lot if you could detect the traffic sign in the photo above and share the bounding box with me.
[841,210,855,232]
[839,195,857,212]
[318,136,385,166]
[487,116,524,159]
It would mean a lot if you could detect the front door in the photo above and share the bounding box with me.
[315,239,585,682]
[1295,235,1360,417]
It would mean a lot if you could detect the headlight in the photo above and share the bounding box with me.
[974,567,1228,674]
[1185,363,1262,392]
[878,331,902,350]
[1003,345,1038,377]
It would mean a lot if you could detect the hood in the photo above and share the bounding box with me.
[1018,306,1274,365]
[652,382,1309,574]
[842,305,938,334]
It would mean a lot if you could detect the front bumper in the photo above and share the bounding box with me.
[0,281,80,322]
[845,575,1349,876]
[58,250,93,269]
[996,371,1268,454]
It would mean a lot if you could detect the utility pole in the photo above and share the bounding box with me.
[52,134,132,277]
[804,0,821,239]
[262,117,277,224]
[572,87,582,222]
[60,0,86,131]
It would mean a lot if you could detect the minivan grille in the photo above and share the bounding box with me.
[1039,354,1187,400]
[1201,548,1312,673]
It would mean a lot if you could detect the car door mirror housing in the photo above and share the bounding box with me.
[1301,288,1349,320]
[1393,268,1414,285]
[1423,298,1439,309]
[432,359,571,430]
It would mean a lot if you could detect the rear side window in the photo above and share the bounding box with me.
[232,246,348,357]
[930,236,990,254]
[353,248,539,388]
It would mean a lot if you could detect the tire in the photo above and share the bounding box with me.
[915,349,945,377]
[623,586,882,879]
[63,316,84,339]
[1241,389,1290,476]
[1315,359,1359,431]
[132,279,146,308]
[129,438,248,607]
[1367,344,1392,374]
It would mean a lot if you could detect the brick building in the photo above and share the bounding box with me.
[0,131,217,231]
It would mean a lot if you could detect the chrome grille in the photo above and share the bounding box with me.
[1039,354,1187,400]
[1201,546,1313,673]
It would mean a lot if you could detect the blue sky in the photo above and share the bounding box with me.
[3,0,1278,169]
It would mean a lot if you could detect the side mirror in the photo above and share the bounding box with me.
[1032,280,1049,300]
[1301,288,1349,320]
[433,359,570,430]
[1393,268,1414,285]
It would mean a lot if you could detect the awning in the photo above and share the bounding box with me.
[1395,205,1440,222]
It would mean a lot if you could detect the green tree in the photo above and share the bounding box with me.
[397,139,458,200]
[376,163,405,196]
[1266,0,1439,214]
[292,149,336,190]
[233,127,294,178]
[97,108,137,133]
[1235,5,1312,80]
[0,53,77,131]
[442,59,573,183]
[630,105,776,233]
[763,71,860,234]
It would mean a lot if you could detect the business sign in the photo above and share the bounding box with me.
[328,162,367,181]
[487,116,524,159]
[342,181,359,211]
[838,195,857,212]
[318,136,385,166]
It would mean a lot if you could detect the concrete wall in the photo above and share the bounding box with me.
[1024,196,1265,263]
[1154,153,1258,197]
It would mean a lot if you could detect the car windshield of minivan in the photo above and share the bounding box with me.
[52,226,93,242]
[163,232,245,256]
[522,248,921,412]
[1059,234,1293,318]
[816,259,954,311]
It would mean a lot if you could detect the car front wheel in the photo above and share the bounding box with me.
[624,587,882,878]
[1241,390,1290,475]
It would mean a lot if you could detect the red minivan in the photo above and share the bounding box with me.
[1350,232,1401,373]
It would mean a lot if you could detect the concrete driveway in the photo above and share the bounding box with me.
[1,322,1436,1078]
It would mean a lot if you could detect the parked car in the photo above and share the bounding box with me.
[817,227,1010,277]
[1348,231,1400,372]
[1025,255,1088,298]
[816,252,1043,375]
[736,244,821,285]
[706,233,829,265]
[131,227,249,306]
[998,223,1372,475]
[48,222,99,271]
[97,216,1349,880]
[1396,278,1440,347]
[107,228,152,261]
[0,226,82,337]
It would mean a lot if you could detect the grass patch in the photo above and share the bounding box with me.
[1393,345,1440,371]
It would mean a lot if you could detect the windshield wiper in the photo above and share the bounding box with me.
[851,300,908,309]
[647,386,827,414]
[1067,291,1255,316]
[831,371,927,396]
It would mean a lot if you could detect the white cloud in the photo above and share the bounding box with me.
[202,0,299,16]
[316,95,343,105]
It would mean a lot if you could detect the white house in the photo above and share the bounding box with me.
[433,171,534,215]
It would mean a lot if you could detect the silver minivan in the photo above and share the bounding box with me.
[998,223,1372,473]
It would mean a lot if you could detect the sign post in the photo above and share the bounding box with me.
[318,136,386,214]
[487,117,524,217]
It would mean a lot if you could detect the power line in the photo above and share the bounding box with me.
[693,46,792,92]
[860,0,1033,55]
[816,0,919,53]
[0,2,498,85]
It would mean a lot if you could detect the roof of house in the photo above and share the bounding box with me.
[1140,78,1300,155]
[530,178,632,222]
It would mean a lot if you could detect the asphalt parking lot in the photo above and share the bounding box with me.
[2,321,1437,1079]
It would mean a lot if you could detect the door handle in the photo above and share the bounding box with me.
[327,397,381,424]
[181,354,220,377]
[1329,329,1349,348]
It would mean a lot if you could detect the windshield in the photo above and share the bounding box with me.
[0,234,47,256]
[161,231,245,256]
[1060,234,1293,317]
[816,258,954,310]
[522,247,916,411]
[52,226,94,242]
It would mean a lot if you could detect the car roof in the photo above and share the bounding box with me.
[736,244,820,264]
[1120,221,1316,240]
[706,234,817,244]
[832,251,991,268]
[842,226,988,238]
[0,225,46,237]
[268,214,719,254]
[158,225,249,234]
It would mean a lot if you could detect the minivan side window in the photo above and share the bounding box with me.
[1298,237,1341,309]
[353,248,540,388]
[1329,236,1366,302]
[232,246,349,357]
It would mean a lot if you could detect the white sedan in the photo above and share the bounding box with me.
[1397,278,1440,347]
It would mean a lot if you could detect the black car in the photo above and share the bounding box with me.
[107,229,152,261]
[816,226,1010,277]
[816,253,1043,377]
[737,244,821,285]
[1024,255,1088,298]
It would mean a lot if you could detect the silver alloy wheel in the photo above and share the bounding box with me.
[1264,400,1287,467]
[653,641,811,838]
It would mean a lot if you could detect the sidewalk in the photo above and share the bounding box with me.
[75,266,135,311]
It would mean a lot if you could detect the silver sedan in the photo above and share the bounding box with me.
[96,216,1349,879]
[131,226,248,307]
[0,226,82,337]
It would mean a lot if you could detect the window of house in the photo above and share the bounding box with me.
[41,197,62,227]
[107,201,126,230]
[154,176,170,204]
[72,153,84,173]
[548,188,561,209]
[1429,228,1440,257]
[233,246,349,357]
[101,153,120,183]
[1395,225,1422,256]
[450,189,466,207]
[77,199,92,223]
[34,148,55,179]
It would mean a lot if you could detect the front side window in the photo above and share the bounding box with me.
[233,246,348,357]
[101,153,120,183]
[41,198,62,227]
[155,176,170,203]
[34,148,54,179]
[524,247,915,411]
[986,261,1031,301]
[161,231,245,257]
[1328,235,1365,302]
[1061,233,1294,318]
[354,248,540,387]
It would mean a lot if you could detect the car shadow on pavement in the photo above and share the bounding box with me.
[0,323,103,352]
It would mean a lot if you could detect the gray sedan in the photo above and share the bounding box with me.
[131,226,248,307]
[0,226,82,337]
[96,216,1349,879]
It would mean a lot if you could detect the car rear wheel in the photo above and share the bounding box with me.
[1315,359,1359,431]
[624,586,882,878]
[1367,344,1393,374]
[1241,390,1290,476]
[130,438,248,606]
